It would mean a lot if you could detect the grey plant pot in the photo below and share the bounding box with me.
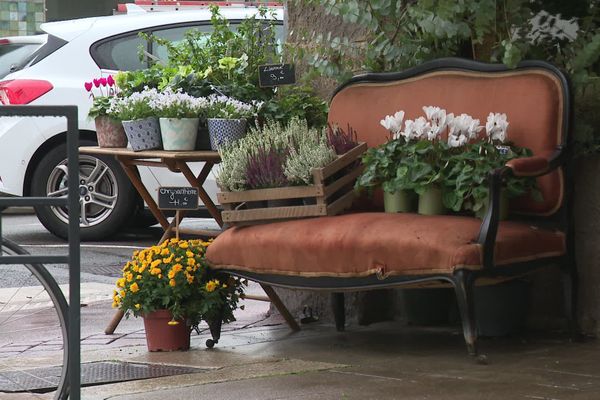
[122,117,162,152]
[207,118,247,150]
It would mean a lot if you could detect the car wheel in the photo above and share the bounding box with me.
[31,140,137,241]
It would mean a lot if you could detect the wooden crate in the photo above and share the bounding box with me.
[217,142,367,225]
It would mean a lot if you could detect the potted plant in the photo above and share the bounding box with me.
[86,76,127,148]
[112,238,243,351]
[443,112,542,218]
[107,87,162,151]
[204,94,262,150]
[151,89,206,151]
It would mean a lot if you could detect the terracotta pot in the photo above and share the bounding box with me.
[95,116,127,148]
[142,310,190,352]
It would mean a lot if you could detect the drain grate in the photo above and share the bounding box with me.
[0,361,207,393]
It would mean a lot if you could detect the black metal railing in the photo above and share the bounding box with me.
[0,105,80,399]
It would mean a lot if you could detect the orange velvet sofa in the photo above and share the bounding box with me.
[206,58,577,357]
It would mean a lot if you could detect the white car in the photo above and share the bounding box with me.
[0,5,283,240]
[0,34,47,78]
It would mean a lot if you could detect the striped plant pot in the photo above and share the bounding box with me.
[207,118,247,151]
[122,117,162,151]
[159,118,199,151]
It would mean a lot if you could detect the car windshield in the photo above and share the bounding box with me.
[0,42,43,78]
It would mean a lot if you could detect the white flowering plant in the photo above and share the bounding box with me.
[107,87,161,121]
[149,88,209,119]
[203,94,262,120]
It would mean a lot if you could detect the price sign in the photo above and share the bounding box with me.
[258,63,296,87]
[158,187,199,210]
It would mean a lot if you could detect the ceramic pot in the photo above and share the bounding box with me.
[383,190,414,213]
[95,116,127,148]
[418,186,445,215]
[159,117,199,151]
[143,310,190,352]
[207,118,247,150]
[122,117,162,151]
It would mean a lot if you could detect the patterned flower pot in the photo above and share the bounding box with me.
[122,117,162,151]
[159,117,199,151]
[207,118,247,150]
[95,116,127,148]
[143,310,190,352]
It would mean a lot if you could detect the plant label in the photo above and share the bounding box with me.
[258,64,296,87]
[158,187,199,210]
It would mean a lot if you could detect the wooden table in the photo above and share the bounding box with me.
[80,146,300,335]
[80,147,223,243]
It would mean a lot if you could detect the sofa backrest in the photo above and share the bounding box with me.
[327,58,570,216]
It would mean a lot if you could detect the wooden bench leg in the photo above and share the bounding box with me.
[331,292,345,332]
[453,270,478,357]
[561,256,582,341]
[105,310,124,335]
[260,284,300,332]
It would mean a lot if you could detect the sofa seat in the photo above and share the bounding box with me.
[206,212,566,278]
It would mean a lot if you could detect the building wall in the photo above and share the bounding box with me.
[0,0,46,37]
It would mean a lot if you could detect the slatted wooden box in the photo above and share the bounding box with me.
[217,142,367,225]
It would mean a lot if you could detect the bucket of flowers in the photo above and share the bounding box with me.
[112,238,244,351]
[203,94,262,150]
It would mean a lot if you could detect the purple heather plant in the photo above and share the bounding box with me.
[245,147,289,189]
[327,123,358,155]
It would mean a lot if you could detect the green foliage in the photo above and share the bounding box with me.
[443,142,541,213]
[260,85,329,128]
[293,0,600,151]
[88,96,113,119]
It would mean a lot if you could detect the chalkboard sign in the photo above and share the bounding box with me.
[258,64,296,87]
[158,187,199,210]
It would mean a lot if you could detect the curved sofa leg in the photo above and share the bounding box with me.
[453,270,478,357]
[331,292,345,332]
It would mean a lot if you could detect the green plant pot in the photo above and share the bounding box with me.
[476,190,509,220]
[383,190,413,213]
[418,186,445,215]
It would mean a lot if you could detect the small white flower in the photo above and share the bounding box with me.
[422,106,451,133]
[486,112,509,142]
[448,133,468,148]
[380,110,405,137]
[448,113,482,144]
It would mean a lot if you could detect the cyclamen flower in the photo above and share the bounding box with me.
[380,111,404,138]
[84,82,93,92]
[447,113,482,147]
[422,106,452,133]
[401,117,430,141]
[107,75,115,87]
[485,112,509,142]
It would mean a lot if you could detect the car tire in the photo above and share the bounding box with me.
[31,140,137,241]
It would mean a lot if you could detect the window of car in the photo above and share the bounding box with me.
[91,20,284,72]
[92,32,147,71]
[0,43,42,78]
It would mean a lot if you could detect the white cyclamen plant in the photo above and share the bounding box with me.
[485,112,509,142]
[379,111,404,139]
[447,113,483,148]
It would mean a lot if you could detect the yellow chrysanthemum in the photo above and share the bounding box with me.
[126,272,134,282]
[112,301,118,308]
[119,290,126,297]
[170,238,179,244]
[163,254,174,264]
[205,280,218,293]
[151,259,162,268]
[186,266,192,272]
[161,248,170,256]
[158,274,162,279]
[179,241,189,249]
[169,279,176,287]
[172,263,183,273]
[168,270,175,279]
[138,264,146,273]
[136,274,142,280]
[185,250,194,258]
[130,282,139,293]
[187,258,196,267]
[134,304,141,310]
[150,267,161,275]
[167,320,179,325]
[116,278,126,288]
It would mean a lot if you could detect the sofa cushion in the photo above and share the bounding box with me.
[206,213,565,278]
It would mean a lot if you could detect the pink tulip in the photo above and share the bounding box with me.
[84,82,93,92]
[93,78,100,88]
[99,77,107,87]
[107,75,115,87]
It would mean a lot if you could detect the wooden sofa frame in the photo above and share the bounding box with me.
[206,58,577,357]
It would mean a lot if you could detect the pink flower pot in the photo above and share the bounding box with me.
[95,116,127,148]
